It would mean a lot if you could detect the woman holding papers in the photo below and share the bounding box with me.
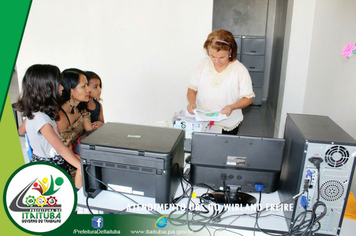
[187,29,255,135]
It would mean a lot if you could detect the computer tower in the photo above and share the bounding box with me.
[279,114,356,235]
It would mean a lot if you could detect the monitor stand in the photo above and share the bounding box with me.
[229,190,257,206]
[203,186,257,206]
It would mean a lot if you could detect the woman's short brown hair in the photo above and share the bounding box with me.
[203,29,237,61]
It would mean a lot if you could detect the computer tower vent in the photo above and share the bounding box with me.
[279,114,356,235]
[320,180,344,201]
[324,145,349,167]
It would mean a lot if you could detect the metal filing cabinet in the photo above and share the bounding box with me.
[236,36,265,105]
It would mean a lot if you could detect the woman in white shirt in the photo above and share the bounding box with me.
[187,29,255,135]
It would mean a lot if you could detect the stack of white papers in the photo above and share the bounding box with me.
[173,110,210,139]
[185,109,227,122]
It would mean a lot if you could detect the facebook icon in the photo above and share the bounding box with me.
[92,216,104,229]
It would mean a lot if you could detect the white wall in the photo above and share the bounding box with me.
[303,0,356,193]
[275,0,317,138]
[16,0,213,127]
[276,0,356,192]
[277,0,356,138]
[303,0,356,138]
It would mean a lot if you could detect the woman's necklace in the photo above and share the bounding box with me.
[64,102,78,119]
[68,97,76,114]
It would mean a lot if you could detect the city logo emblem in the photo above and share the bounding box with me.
[4,162,76,234]
[154,216,167,228]
[92,216,104,229]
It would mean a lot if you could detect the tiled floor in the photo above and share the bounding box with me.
[237,102,274,138]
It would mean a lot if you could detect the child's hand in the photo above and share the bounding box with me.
[92,121,104,129]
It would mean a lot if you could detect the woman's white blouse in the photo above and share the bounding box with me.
[188,57,255,131]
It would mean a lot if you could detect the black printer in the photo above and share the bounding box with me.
[80,122,185,204]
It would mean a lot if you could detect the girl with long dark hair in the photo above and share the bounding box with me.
[16,64,82,188]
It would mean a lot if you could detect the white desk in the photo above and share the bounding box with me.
[77,185,294,235]
[77,186,355,235]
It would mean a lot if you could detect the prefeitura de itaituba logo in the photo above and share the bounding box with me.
[12,176,63,220]
[4,163,76,234]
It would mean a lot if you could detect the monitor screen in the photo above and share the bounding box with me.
[190,132,285,193]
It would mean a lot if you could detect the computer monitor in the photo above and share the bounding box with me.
[190,132,285,204]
